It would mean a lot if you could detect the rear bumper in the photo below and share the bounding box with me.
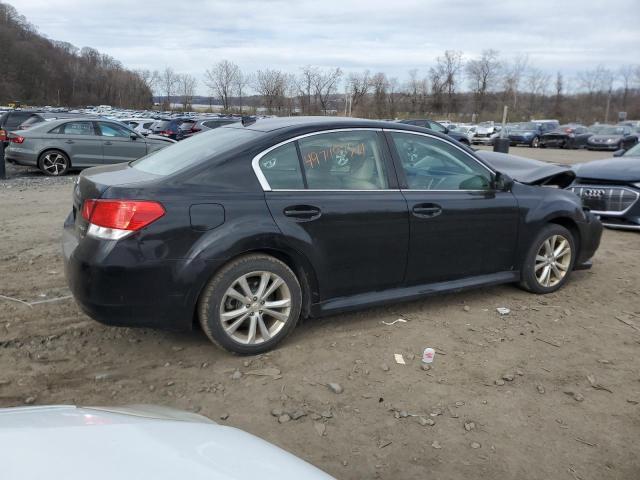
[62,213,212,331]
[4,148,38,167]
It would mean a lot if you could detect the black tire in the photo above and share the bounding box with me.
[39,150,70,176]
[530,136,540,148]
[518,224,576,294]
[198,254,302,354]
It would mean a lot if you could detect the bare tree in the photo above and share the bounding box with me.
[348,70,371,115]
[553,71,564,118]
[178,73,197,110]
[298,65,318,114]
[204,60,240,112]
[235,69,249,113]
[405,69,428,115]
[465,49,502,118]
[387,77,399,118]
[253,69,288,113]
[313,67,342,114]
[525,67,550,115]
[618,65,637,110]
[159,67,179,110]
[370,72,389,118]
[434,50,463,116]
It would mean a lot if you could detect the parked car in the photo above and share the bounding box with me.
[449,124,476,143]
[586,124,638,151]
[471,121,500,145]
[149,118,188,140]
[0,110,44,145]
[569,143,640,231]
[539,124,592,149]
[0,405,333,480]
[179,117,241,139]
[508,120,560,147]
[398,118,471,145]
[5,118,174,176]
[63,117,602,354]
[121,118,155,136]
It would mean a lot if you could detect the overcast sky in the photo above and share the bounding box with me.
[13,0,640,95]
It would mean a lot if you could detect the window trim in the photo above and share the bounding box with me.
[382,129,496,192]
[252,128,396,192]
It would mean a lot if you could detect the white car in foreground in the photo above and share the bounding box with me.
[0,405,334,480]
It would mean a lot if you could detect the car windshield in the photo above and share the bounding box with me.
[131,126,262,175]
[595,126,625,135]
[518,122,539,130]
[624,143,640,156]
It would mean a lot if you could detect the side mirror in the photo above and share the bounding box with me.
[130,133,139,140]
[493,171,514,192]
[613,149,625,157]
[443,127,449,134]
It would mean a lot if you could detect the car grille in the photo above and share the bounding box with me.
[569,185,639,213]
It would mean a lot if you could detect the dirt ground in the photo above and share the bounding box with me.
[1,148,639,480]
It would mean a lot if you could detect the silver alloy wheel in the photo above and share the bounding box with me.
[534,234,572,287]
[42,152,67,175]
[531,137,539,148]
[219,271,292,345]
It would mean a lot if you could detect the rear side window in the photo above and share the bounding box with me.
[60,121,95,135]
[5,112,34,128]
[132,127,262,176]
[258,143,304,189]
[298,131,388,190]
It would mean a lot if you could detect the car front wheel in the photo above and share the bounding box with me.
[198,254,302,354]
[519,224,576,294]
[530,136,540,148]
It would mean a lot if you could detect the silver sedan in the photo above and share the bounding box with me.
[5,117,175,176]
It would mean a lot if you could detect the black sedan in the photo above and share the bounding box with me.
[539,124,592,149]
[569,143,640,231]
[586,125,638,151]
[63,117,602,354]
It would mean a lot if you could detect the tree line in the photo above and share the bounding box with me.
[0,2,152,108]
[155,53,639,124]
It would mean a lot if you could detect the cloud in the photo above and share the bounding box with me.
[13,0,640,94]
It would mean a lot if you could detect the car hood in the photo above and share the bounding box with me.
[573,156,640,182]
[588,134,623,142]
[0,405,333,480]
[476,151,575,187]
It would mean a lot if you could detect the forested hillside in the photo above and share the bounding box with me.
[0,2,152,107]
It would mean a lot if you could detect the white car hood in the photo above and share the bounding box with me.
[0,405,333,480]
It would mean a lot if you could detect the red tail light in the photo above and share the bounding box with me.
[82,199,165,231]
[9,134,25,144]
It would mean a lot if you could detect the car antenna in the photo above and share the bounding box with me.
[241,116,256,127]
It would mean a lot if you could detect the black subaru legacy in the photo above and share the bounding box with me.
[63,117,602,354]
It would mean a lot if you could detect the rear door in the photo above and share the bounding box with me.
[385,130,519,285]
[260,129,409,302]
[96,121,147,164]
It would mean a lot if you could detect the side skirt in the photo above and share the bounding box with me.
[311,271,520,317]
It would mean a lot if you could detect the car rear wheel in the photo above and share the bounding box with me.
[530,136,540,148]
[39,150,69,176]
[198,254,302,354]
[519,224,576,294]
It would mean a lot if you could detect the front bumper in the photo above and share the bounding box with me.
[575,211,603,266]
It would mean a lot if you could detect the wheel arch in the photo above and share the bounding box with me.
[38,147,72,168]
[191,245,320,328]
[547,216,581,256]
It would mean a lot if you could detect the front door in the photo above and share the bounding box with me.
[385,130,520,286]
[260,129,409,301]
[96,121,147,164]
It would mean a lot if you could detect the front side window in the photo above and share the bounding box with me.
[98,122,131,137]
[298,131,388,190]
[259,142,304,189]
[62,121,95,136]
[390,132,491,190]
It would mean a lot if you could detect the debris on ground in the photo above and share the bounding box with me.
[327,382,343,394]
[382,318,407,326]
[394,354,406,365]
[496,307,511,315]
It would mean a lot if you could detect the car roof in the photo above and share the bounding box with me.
[237,116,436,134]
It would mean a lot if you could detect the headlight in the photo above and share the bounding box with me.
[606,138,615,143]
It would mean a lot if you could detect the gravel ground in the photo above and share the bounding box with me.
[1,148,639,480]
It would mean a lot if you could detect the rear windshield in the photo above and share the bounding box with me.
[131,126,262,176]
